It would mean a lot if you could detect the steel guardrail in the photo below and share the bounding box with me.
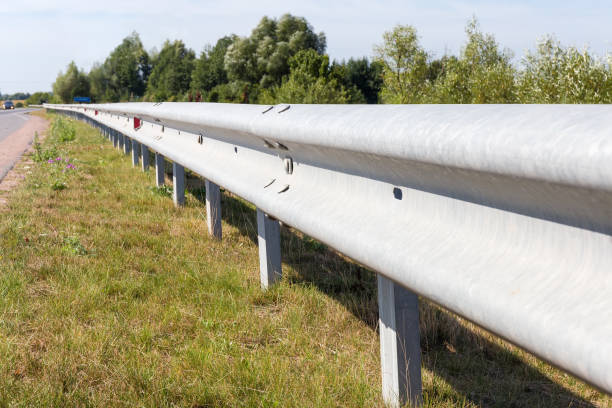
[45,102,612,398]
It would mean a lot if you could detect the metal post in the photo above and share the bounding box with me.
[118,132,124,151]
[131,140,140,167]
[155,153,165,187]
[377,274,422,408]
[205,179,222,239]
[112,130,118,148]
[124,136,131,155]
[256,208,282,288]
[141,145,150,171]
[173,162,185,207]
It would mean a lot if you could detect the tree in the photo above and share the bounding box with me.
[517,36,612,103]
[26,92,52,105]
[105,32,151,101]
[88,62,111,102]
[374,25,429,103]
[7,92,31,100]
[191,35,236,97]
[427,18,517,103]
[224,14,326,89]
[88,32,150,102]
[145,40,195,101]
[53,62,90,103]
[260,49,349,104]
[335,58,383,104]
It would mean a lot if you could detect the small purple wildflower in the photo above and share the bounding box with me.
[47,159,54,163]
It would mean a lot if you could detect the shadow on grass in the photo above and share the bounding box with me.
[188,185,598,408]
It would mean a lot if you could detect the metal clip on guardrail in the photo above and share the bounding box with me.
[44,102,612,406]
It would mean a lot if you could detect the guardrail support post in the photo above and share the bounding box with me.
[205,180,222,239]
[173,163,185,207]
[256,209,282,288]
[112,130,118,148]
[131,140,140,167]
[124,136,131,155]
[141,145,150,171]
[377,274,422,408]
[118,132,124,151]
[155,153,165,187]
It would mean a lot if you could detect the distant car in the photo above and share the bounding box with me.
[2,101,15,110]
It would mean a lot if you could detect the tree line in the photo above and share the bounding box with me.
[50,14,612,105]
[0,92,31,100]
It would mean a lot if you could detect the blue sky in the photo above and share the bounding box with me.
[1,0,611,94]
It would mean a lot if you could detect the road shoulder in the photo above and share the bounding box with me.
[0,113,49,207]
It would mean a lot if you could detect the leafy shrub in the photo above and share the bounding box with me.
[32,132,59,162]
[149,185,173,197]
[62,236,87,255]
[51,116,76,142]
[51,180,67,191]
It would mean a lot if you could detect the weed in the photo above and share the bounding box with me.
[32,131,59,163]
[51,116,76,142]
[303,235,327,252]
[149,184,173,197]
[51,180,67,191]
[62,236,87,255]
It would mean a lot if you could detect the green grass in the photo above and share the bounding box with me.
[0,111,610,407]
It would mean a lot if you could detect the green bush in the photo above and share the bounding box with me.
[32,132,59,162]
[62,236,87,255]
[51,116,76,142]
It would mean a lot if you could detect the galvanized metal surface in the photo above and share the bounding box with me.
[257,208,282,289]
[47,103,612,394]
[205,179,222,239]
[378,275,422,406]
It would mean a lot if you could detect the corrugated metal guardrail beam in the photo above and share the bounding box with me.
[46,102,612,406]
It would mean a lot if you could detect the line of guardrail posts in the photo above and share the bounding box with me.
[205,180,222,239]
[74,110,424,408]
[173,163,185,206]
[141,145,150,171]
[131,140,140,167]
[256,209,282,288]
[377,275,423,408]
[155,153,165,187]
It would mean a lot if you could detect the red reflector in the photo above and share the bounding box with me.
[95,110,98,115]
[134,117,142,130]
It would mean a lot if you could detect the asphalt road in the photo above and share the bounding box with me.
[0,108,45,183]
[0,108,40,142]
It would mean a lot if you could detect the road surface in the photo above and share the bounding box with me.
[0,108,40,143]
[0,108,46,182]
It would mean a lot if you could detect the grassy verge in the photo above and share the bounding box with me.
[0,111,610,407]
